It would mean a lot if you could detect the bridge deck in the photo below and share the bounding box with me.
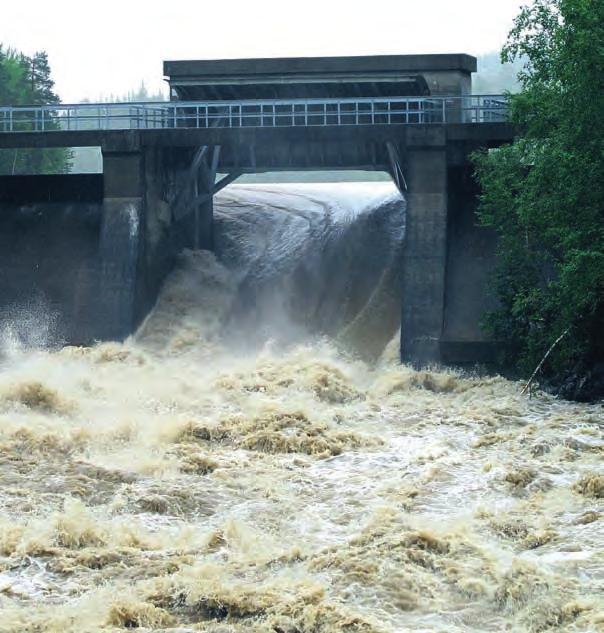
[0,122,515,157]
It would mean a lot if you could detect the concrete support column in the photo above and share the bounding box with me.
[97,150,144,340]
[400,142,448,367]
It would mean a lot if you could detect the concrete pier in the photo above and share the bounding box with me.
[400,131,449,366]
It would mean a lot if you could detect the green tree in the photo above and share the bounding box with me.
[28,52,60,104]
[473,0,604,397]
[0,46,71,174]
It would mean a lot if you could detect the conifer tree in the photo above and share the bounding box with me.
[0,46,71,174]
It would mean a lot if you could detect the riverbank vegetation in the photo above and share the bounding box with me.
[0,46,71,174]
[473,0,604,400]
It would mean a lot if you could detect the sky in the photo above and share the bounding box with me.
[1,0,526,103]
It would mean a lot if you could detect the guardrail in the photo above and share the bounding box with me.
[0,95,508,133]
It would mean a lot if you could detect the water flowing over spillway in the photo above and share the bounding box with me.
[0,183,602,632]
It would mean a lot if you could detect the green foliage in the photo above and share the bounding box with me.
[473,0,604,378]
[0,46,71,174]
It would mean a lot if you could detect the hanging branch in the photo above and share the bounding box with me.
[521,327,570,396]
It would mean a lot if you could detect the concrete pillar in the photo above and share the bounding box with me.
[400,140,448,367]
[97,150,144,340]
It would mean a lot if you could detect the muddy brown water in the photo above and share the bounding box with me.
[0,184,602,632]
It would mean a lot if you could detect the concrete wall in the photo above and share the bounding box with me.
[0,174,103,204]
[0,169,146,346]
[440,166,499,364]
[0,201,102,345]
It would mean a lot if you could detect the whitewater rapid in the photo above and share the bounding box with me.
[0,183,602,632]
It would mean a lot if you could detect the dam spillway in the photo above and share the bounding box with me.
[0,180,602,631]
[0,53,514,367]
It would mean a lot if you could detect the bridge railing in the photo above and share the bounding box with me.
[0,95,508,133]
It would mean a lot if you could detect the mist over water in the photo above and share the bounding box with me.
[0,183,602,632]
[0,299,63,360]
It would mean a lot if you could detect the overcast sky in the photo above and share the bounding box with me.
[2,0,525,103]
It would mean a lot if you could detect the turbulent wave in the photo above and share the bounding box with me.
[0,183,602,632]
[210,183,405,359]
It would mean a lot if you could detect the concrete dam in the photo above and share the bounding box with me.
[0,54,514,365]
[2,55,603,633]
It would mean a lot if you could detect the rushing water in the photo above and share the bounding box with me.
[0,183,602,633]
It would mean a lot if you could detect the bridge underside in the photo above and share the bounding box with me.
[0,122,513,365]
